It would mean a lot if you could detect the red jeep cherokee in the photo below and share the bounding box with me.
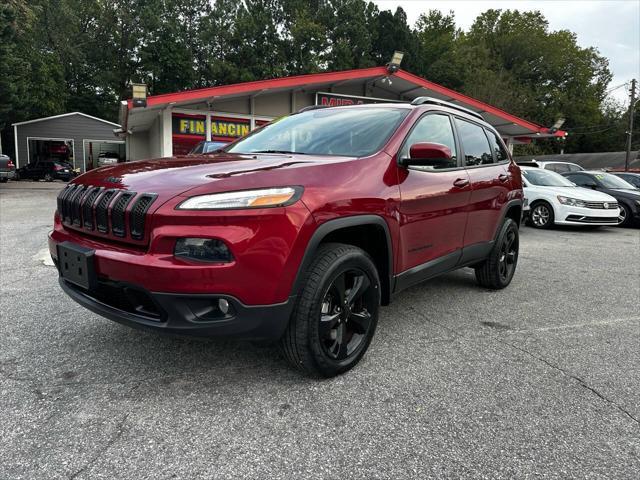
[50,98,523,377]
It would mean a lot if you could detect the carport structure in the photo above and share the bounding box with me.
[119,66,567,161]
[13,112,123,173]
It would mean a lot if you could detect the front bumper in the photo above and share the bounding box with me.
[556,204,620,226]
[59,276,294,340]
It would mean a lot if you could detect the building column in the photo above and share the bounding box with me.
[206,114,212,141]
[504,137,514,155]
[13,125,19,168]
[161,107,173,157]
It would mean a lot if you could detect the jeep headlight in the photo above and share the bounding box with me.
[557,195,587,207]
[177,187,302,210]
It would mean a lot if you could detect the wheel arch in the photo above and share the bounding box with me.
[291,215,394,306]
[493,199,524,241]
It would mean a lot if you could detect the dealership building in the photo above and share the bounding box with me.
[119,66,566,161]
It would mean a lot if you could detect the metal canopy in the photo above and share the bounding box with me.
[121,67,566,144]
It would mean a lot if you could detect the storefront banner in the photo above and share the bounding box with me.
[315,92,399,107]
[211,118,250,138]
[172,114,206,137]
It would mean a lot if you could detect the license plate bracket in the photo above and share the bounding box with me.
[57,241,97,290]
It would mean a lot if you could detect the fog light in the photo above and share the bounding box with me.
[174,238,233,263]
[218,299,230,314]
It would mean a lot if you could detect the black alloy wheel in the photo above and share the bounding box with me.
[319,268,375,361]
[497,227,518,284]
[475,217,520,289]
[280,243,380,377]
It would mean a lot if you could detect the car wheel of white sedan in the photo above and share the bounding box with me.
[529,202,554,229]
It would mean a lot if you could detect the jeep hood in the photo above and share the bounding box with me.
[73,153,351,200]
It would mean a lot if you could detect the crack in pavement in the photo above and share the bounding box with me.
[406,306,640,427]
[67,413,130,480]
[497,338,640,426]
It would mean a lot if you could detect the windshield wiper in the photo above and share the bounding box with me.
[252,150,308,155]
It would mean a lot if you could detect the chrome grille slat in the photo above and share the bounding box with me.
[584,201,619,209]
[56,185,157,242]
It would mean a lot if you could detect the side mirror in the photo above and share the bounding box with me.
[402,142,453,168]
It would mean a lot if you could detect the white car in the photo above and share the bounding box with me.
[521,167,620,228]
[519,160,584,174]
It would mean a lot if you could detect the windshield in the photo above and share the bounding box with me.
[593,172,636,189]
[522,168,575,187]
[227,107,409,157]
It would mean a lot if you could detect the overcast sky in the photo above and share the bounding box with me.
[372,0,640,104]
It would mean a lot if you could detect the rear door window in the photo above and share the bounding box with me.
[547,163,570,173]
[454,118,494,166]
[487,132,510,162]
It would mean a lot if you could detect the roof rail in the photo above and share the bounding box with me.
[410,96,484,120]
[297,105,330,113]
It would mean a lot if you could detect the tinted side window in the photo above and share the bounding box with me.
[488,132,510,162]
[565,173,591,186]
[402,114,457,170]
[568,164,583,172]
[454,119,493,166]
[548,163,569,173]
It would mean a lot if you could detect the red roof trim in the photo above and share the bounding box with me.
[130,66,566,138]
[135,66,389,109]
[394,70,566,137]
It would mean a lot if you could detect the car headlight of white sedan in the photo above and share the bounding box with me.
[557,195,587,207]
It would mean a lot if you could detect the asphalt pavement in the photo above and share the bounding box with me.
[1,181,639,479]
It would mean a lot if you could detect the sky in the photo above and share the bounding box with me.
[372,0,640,104]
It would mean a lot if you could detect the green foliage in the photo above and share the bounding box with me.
[0,1,633,157]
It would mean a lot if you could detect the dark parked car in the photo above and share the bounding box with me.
[16,160,74,182]
[0,154,15,183]
[610,171,640,189]
[188,140,228,155]
[562,171,640,226]
[50,98,524,377]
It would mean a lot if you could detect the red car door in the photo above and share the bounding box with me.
[453,118,512,248]
[396,113,471,287]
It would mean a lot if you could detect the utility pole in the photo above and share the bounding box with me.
[625,79,637,172]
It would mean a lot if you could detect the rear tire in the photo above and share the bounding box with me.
[280,243,381,377]
[44,173,54,182]
[475,218,519,289]
[528,201,554,229]
[0,178,7,183]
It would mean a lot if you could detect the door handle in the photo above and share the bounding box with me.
[453,178,469,188]
[498,174,509,182]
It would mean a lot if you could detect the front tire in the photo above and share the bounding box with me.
[475,218,519,289]
[44,173,54,182]
[280,243,381,377]
[617,203,631,227]
[528,201,554,229]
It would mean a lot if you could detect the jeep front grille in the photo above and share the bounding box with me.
[57,184,157,243]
